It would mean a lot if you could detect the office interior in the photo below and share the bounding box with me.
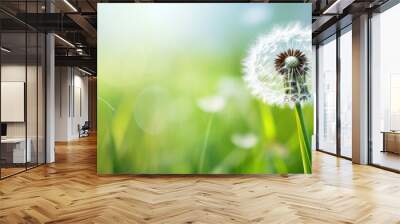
[314,0,400,172]
[0,4,46,178]
[0,0,96,179]
[0,0,398,177]
[0,1,399,223]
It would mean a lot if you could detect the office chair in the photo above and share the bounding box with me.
[79,121,90,138]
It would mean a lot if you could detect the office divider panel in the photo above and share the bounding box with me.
[98,3,313,174]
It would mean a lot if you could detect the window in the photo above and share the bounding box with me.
[370,3,400,171]
[339,28,352,158]
[317,36,337,154]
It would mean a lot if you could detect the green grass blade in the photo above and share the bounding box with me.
[198,114,214,173]
[294,103,312,173]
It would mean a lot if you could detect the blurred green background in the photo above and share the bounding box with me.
[98,3,312,174]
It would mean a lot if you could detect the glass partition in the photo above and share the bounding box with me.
[1,31,28,177]
[0,1,46,179]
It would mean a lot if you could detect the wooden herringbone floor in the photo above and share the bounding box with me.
[1,135,400,224]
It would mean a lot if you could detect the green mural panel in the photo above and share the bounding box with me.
[98,3,313,174]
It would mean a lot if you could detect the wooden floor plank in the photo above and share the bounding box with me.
[0,135,400,223]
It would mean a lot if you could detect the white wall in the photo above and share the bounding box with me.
[70,72,89,139]
[55,67,89,141]
[55,67,70,141]
[1,65,39,137]
[1,65,27,141]
[1,63,46,164]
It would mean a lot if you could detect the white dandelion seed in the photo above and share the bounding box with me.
[242,23,312,107]
[231,133,258,149]
[197,95,226,113]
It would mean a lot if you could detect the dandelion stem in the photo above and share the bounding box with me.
[198,114,214,173]
[294,102,312,173]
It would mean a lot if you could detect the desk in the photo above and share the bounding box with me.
[382,131,400,154]
[1,138,31,163]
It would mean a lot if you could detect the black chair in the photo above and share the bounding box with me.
[79,121,90,138]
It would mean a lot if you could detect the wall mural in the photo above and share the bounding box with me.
[98,3,313,174]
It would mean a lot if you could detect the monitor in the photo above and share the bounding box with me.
[1,123,7,137]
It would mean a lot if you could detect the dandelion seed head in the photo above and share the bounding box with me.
[243,23,312,107]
